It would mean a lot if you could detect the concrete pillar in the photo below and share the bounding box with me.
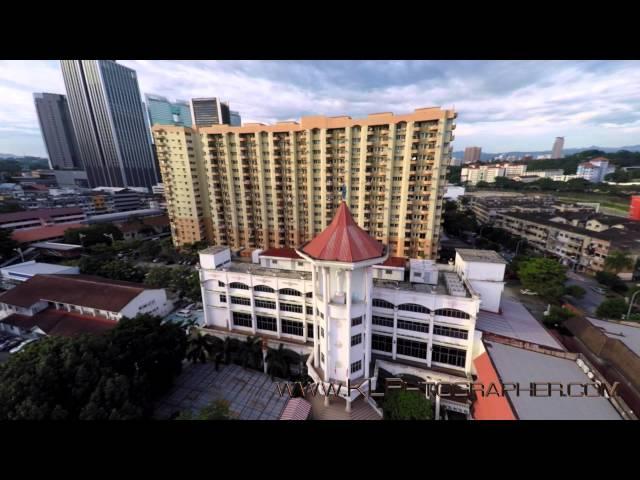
[345,398,352,413]
[324,394,330,407]
[435,393,441,421]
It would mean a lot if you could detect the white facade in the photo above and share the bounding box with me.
[461,165,506,185]
[444,185,465,201]
[0,261,79,284]
[454,250,506,313]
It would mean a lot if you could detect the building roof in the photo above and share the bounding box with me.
[0,207,84,224]
[0,274,146,312]
[86,208,163,224]
[482,340,621,420]
[30,241,82,251]
[260,247,302,260]
[476,297,564,350]
[11,223,84,244]
[300,202,385,263]
[456,249,507,265]
[379,256,406,268]
[588,317,640,357]
[279,398,312,420]
[1,309,116,337]
[0,261,77,277]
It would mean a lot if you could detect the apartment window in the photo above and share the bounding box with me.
[306,305,314,315]
[307,323,314,338]
[232,311,252,328]
[351,316,363,327]
[397,319,429,333]
[282,319,303,336]
[371,334,393,353]
[229,282,250,290]
[372,298,394,309]
[305,292,313,298]
[433,325,468,340]
[372,315,394,328]
[351,360,362,374]
[321,353,325,364]
[434,308,470,320]
[321,327,324,338]
[397,338,428,360]
[230,296,251,306]
[398,303,430,314]
[218,281,225,287]
[351,333,362,346]
[254,284,275,293]
[280,303,303,314]
[432,345,466,368]
[256,315,277,332]
[255,299,276,310]
[220,294,227,303]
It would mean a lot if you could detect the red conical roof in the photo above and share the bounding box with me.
[301,202,385,263]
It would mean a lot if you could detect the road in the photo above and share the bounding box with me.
[564,271,605,315]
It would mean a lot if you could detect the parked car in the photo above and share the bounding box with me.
[591,286,607,295]
[520,289,538,296]
[9,338,39,354]
[0,337,22,352]
[176,309,192,319]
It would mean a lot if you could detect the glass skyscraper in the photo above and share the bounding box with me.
[190,98,231,127]
[33,93,81,170]
[230,110,241,126]
[60,60,159,188]
[145,94,192,127]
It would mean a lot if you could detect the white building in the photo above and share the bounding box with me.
[0,261,79,287]
[461,164,506,185]
[454,250,506,314]
[576,157,616,183]
[0,274,172,336]
[503,164,528,178]
[198,202,508,418]
[444,185,466,201]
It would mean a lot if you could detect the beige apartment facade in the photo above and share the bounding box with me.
[153,107,457,259]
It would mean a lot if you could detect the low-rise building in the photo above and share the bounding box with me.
[576,157,615,183]
[0,207,86,231]
[1,261,78,287]
[0,274,172,337]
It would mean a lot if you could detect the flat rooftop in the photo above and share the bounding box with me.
[225,261,312,281]
[200,246,230,255]
[456,249,507,265]
[485,340,622,420]
[373,270,471,298]
[1,261,76,276]
[587,317,640,357]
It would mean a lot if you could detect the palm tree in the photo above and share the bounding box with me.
[604,250,634,274]
[185,330,218,364]
[223,337,241,365]
[265,344,290,379]
[238,336,263,370]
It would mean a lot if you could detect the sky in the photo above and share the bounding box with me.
[1,60,640,157]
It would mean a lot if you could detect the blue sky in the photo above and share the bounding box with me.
[1,60,640,157]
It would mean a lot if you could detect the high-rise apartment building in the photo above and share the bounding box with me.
[230,110,242,126]
[60,60,158,188]
[463,147,482,164]
[145,94,192,127]
[153,107,457,259]
[33,93,81,170]
[551,137,564,159]
[190,98,231,127]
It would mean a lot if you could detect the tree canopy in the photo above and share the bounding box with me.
[0,228,18,260]
[0,314,187,420]
[596,298,627,320]
[383,390,433,420]
[517,257,567,302]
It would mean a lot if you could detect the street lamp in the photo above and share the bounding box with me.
[626,290,640,321]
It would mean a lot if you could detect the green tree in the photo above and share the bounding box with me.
[238,336,263,370]
[564,285,586,299]
[604,251,634,274]
[517,258,567,302]
[447,166,461,184]
[595,271,628,293]
[383,390,433,420]
[185,330,220,364]
[542,305,574,328]
[265,344,299,379]
[176,400,231,420]
[0,228,18,260]
[596,298,627,320]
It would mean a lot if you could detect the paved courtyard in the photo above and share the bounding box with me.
[155,363,289,420]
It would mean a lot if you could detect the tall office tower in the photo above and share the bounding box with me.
[230,110,242,126]
[551,137,564,159]
[145,94,192,127]
[190,98,231,127]
[463,146,482,164]
[33,93,81,170]
[153,107,457,259]
[60,60,159,188]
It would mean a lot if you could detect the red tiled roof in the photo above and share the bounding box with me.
[380,256,406,268]
[260,247,302,260]
[11,223,84,244]
[300,202,385,263]
[0,207,84,224]
[2,308,116,337]
[472,351,516,420]
[0,274,146,311]
[280,397,312,420]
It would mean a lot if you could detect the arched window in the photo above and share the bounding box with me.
[372,298,394,310]
[434,308,470,320]
[229,282,250,290]
[398,303,430,314]
[254,285,275,293]
[279,288,302,297]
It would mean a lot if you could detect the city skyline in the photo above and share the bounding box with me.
[1,60,640,157]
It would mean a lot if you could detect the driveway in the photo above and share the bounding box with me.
[564,271,605,315]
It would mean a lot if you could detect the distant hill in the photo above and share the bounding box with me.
[453,145,640,162]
